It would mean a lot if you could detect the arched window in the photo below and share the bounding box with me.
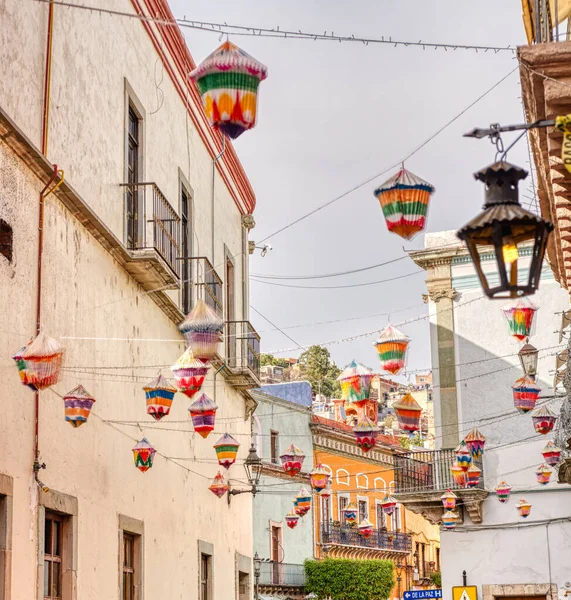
[0,219,13,263]
[336,469,350,486]
[374,477,386,492]
[356,473,369,489]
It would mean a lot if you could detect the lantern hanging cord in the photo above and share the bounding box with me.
[31,0,516,54]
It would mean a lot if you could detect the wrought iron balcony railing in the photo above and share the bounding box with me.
[258,562,305,587]
[394,449,484,493]
[121,182,181,278]
[188,257,223,316]
[321,523,412,553]
[226,320,260,379]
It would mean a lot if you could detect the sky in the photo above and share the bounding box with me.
[170,0,532,379]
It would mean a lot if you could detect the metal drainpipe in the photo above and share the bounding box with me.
[211,137,226,265]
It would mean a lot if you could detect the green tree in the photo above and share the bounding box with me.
[304,558,394,600]
[297,345,341,398]
[431,571,442,588]
[260,353,289,368]
[399,433,424,450]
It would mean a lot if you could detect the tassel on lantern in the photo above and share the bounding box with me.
[464,428,486,459]
[535,463,552,485]
[512,376,541,414]
[393,393,422,432]
[280,444,305,476]
[455,440,472,472]
[132,438,156,473]
[466,465,481,488]
[441,510,458,530]
[502,299,537,342]
[342,501,358,525]
[373,168,435,241]
[171,348,210,399]
[190,41,268,139]
[542,441,561,467]
[450,462,467,487]
[214,433,240,469]
[209,471,230,498]
[337,360,374,403]
[381,495,397,515]
[358,518,374,538]
[179,299,224,363]
[441,489,457,510]
[532,406,557,435]
[143,373,177,421]
[188,394,218,439]
[310,464,331,492]
[13,333,64,391]
[495,481,512,503]
[516,499,532,518]
[294,488,311,517]
[63,385,95,427]
[285,509,299,529]
[353,416,379,452]
[374,325,410,375]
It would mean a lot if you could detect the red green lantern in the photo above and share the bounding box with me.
[280,444,305,476]
[188,394,218,439]
[285,509,299,529]
[358,518,374,538]
[63,385,95,428]
[214,433,240,469]
[512,376,541,413]
[542,441,561,467]
[132,438,156,473]
[464,428,486,459]
[502,299,537,342]
[393,393,422,432]
[353,417,379,452]
[373,167,435,240]
[144,373,177,421]
[209,471,230,498]
[374,325,410,375]
[495,481,511,503]
[532,406,557,435]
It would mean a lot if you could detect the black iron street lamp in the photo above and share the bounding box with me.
[519,342,539,378]
[396,557,404,600]
[457,161,553,299]
[228,443,263,504]
[253,552,261,600]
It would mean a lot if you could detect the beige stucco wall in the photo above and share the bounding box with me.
[0,0,257,597]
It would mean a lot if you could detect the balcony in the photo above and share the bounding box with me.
[394,449,488,524]
[259,562,306,587]
[188,257,223,316]
[225,320,261,387]
[321,523,412,555]
[121,182,181,288]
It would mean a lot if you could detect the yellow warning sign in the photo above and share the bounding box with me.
[452,586,478,600]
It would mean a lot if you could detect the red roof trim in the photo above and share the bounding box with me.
[130,0,256,214]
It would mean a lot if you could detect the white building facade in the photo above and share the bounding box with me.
[0,0,261,598]
[396,230,571,600]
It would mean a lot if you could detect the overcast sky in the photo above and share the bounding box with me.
[170,0,531,379]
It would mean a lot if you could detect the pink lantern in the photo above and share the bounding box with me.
[285,509,299,529]
[358,518,374,538]
[542,441,561,467]
[441,489,457,510]
[535,463,552,485]
[209,472,230,498]
[516,499,532,518]
[512,376,541,414]
[171,348,209,399]
[381,495,397,515]
[179,299,224,363]
[495,481,512,503]
[464,428,486,459]
[353,417,379,452]
[280,444,305,476]
[310,464,331,492]
[188,393,218,439]
[532,406,557,435]
[466,465,481,488]
[319,485,332,499]
[455,441,472,472]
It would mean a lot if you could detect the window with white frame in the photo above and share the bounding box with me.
[336,469,350,486]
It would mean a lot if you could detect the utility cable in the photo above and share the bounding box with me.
[251,271,423,289]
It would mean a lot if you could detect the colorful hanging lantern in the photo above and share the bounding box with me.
[285,509,299,529]
[319,484,332,499]
[310,464,331,492]
[179,299,224,363]
[342,501,358,525]
[455,440,472,472]
[536,463,552,485]
[381,495,397,516]
[495,481,512,503]
[542,441,562,467]
[214,433,240,469]
[373,167,435,241]
[464,428,486,459]
[466,465,481,488]
[502,299,537,342]
[393,393,422,432]
[374,325,410,375]
[441,489,457,510]
[532,406,557,435]
[63,385,95,428]
[337,360,374,403]
[353,416,379,452]
[143,373,177,421]
[188,393,218,439]
[208,471,230,498]
[358,518,374,538]
[450,462,467,487]
[13,333,64,391]
[190,40,268,139]
[516,498,532,518]
[132,438,156,473]
[441,510,458,530]
[512,376,541,413]
[280,444,305,476]
[294,488,311,517]
[171,348,210,399]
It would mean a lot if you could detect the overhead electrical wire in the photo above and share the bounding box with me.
[251,271,423,289]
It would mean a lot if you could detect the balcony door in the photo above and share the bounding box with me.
[270,525,283,584]
[181,187,192,314]
[126,105,142,249]
[225,255,235,365]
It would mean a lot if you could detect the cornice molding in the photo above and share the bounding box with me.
[422,288,457,304]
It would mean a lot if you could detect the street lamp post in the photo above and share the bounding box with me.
[228,443,263,505]
[253,552,261,600]
[396,557,403,600]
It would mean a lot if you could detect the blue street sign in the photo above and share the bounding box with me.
[404,590,443,600]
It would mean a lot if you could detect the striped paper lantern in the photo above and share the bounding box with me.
[455,440,472,472]
[310,464,331,492]
[450,462,466,487]
[342,501,358,525]
[512,376,541,414]
[190,41,268,139]
[337,360,374,403]
[502,299,537,342]
[381,495,397,516]
[464,428,486,459]
[466,465,481,488]
[188,394,218,439]
[542,441,561,467]
[495,481,512,503]
[393,393,422,432]
[179,300,224,363]
[441,510,458,530]
[280,444,305,476]
[532,406,557,435]
[294,488,311,517]
[353,416,379,452]
[63,385,95,428]
[285,509,299,529]
[13,333,64,391]
[214,433,240,469]
[143,373,177,421]
[209,471,230,498]
[171,348,209,399]
[132,438,156,473]
[374,325,410,375]
[535,463,552,485]
[373,168,435,240]
[441,489,457,510]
